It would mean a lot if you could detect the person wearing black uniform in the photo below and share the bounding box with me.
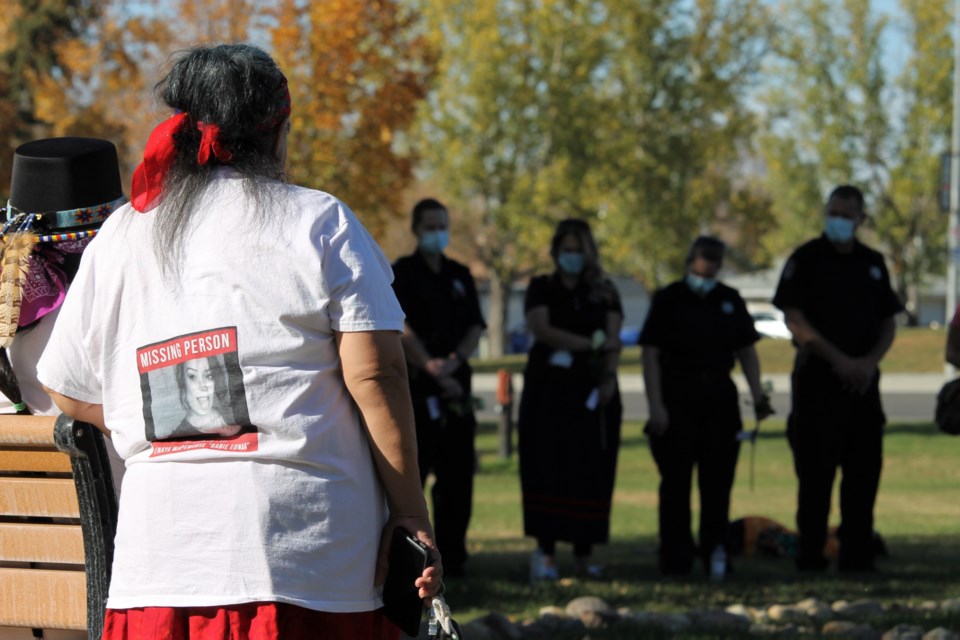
[640,236,772,577]
[519,218,623,581]
[392,198,486,577]
[773,185,903,573]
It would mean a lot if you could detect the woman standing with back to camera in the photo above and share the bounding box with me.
[37,44,439,639]
[519,218,623,582]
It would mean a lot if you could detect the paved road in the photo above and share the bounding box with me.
[472,373,942,423]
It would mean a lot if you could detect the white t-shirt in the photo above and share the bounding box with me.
[9,308,59,415]
[36,169,405,612]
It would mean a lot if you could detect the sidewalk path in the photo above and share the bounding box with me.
[472,372,946,394]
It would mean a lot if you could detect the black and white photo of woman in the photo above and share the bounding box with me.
[173,355,239,437]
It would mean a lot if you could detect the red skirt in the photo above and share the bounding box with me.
[102,602,401,640]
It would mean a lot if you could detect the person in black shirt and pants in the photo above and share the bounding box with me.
[773,185,903,573]
[640,236,771,577]
[392,198,486,577]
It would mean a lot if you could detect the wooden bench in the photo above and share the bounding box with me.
[0,415,118,639]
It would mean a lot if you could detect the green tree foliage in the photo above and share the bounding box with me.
[881,0,952,320]
[760,0,951,322]
[415,0,613,354]
[594,0,774,282]
[416,0,772,353]
[760,0,886,243]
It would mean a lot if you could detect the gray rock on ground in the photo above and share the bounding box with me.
[563,595,618,629]
[822,620,880,639]
[727,603,766,622]
[476,612,524,640]
[768,604,809,624]
[941,599,960,613]
[622,611,693,633]
[466,596,960,639]
[687,608,752,632]
[750,622,799,636]
[834,600,886,618]
[882,624,926,640]
[458,618,500,640]
[564,596,616,619]
[796,597,834,621]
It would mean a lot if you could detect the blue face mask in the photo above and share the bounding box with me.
[824,216,856,243]
[557,251,585,275]
[686,273,717,295]
[419,230,449,254]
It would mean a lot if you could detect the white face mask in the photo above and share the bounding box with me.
[824,216,856,243]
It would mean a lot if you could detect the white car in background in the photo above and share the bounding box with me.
[752,309,793,340]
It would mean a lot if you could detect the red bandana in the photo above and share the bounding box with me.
[130,112,189,213]
[130,72,291,213]
[196,122,234,165]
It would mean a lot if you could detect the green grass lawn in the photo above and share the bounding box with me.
[470,326,951,375]
[434,417,960,635]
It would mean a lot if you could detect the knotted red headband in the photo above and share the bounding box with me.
[130,112,188,213]
[131,73,292,213]
[196,122,233,165]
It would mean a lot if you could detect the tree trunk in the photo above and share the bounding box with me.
[893,258,917,326]
[487,271,512,357]
[905,280,919,327]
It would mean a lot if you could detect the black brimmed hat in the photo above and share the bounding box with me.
[8,137,124,232]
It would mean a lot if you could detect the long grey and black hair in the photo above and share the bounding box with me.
[153,43,290,273]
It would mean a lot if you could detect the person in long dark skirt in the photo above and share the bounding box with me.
[519,218,623,582]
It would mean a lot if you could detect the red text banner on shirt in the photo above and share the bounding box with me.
[150,436,257,456]
[137,327,238,374]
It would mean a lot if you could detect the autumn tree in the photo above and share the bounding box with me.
[0,0,188,194]
[0,0,101,192]
[31,4,178,182]
[270,0,436,236]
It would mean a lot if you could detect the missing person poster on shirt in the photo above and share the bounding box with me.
[137,327,257,456]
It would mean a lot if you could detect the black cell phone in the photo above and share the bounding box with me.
[382,527,429,637]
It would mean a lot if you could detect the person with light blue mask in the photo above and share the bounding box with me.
[519,218,624,582]
[773,185,903,573]
[391,198,487,578]
[639,235,772,577]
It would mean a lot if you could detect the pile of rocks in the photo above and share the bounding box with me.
[452,596,960,640]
